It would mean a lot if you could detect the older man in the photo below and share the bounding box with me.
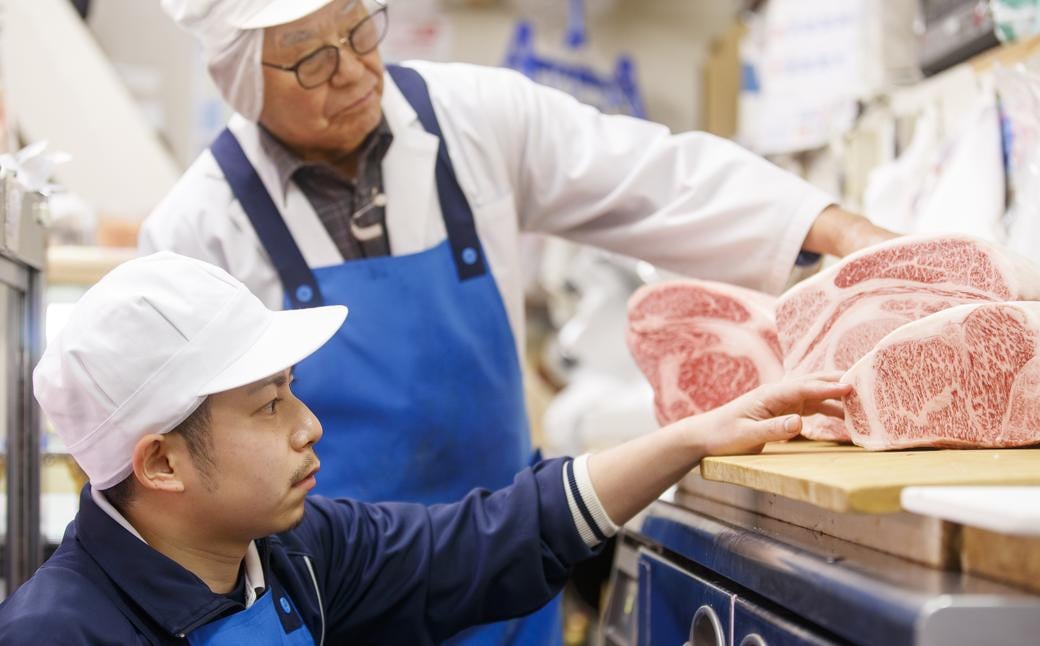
[0,252,848,644]
[140,1,893,642]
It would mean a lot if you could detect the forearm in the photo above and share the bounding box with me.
[802,205,899,258]
[584,419,709,528]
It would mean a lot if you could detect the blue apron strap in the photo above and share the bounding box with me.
[387,65,488,282]
[210,129,324,309]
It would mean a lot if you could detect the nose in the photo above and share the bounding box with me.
[290,404,323,451]
[329,42,365,86]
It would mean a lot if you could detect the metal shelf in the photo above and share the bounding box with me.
[0,173,47,598]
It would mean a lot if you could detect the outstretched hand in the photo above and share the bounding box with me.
[676,373,852,457]
[585,373,852,528]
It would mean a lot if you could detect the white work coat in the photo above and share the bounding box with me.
[140,61,833,357]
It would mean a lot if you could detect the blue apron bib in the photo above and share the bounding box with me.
[188,591,314,646]
[211,66,561,646]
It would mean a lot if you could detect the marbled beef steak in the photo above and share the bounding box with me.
[627,279,783,425]
[776,235,1040,441]
[842,301,1040,450]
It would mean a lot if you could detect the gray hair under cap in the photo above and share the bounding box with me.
[161,0,339,121]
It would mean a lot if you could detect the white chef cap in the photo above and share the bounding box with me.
[33,252,347,489]
[161,0,339,121]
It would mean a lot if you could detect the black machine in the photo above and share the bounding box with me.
[919,0,1000,76]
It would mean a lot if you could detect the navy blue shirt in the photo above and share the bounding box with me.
[0,458,598,644]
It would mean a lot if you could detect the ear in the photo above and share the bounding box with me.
[130,434,186,494]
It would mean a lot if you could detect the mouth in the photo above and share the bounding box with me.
[328,87,376,119]
[292,462,320,489]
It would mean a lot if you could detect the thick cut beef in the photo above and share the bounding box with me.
[627,280,783,425]
[843,301,1040,450]
[776,235,1040,441]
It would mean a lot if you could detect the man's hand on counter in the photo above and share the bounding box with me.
[803,205,900,258]
[585,374,852,529]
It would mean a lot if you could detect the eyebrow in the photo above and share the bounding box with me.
[279,28,317,49]
[247,370,293,395]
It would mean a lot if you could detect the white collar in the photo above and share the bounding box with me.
[90,488,267,608]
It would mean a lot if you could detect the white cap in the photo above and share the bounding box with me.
[33,252,347,489]
[231,1,340,30]
[160,0,340,121]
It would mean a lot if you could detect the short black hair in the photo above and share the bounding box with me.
[103,399,213,512]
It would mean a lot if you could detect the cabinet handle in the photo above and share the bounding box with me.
[688,604,725,646]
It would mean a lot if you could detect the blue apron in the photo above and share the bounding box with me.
[210,65,561,646]
[188,590,314,646]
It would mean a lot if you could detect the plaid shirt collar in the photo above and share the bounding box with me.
[257,116,393,201]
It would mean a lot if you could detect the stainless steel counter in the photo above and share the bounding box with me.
[602,499,1040,646]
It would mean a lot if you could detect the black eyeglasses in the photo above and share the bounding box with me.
[262,2,389,90]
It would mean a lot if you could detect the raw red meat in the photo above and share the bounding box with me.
[626,279,783,425]
[842,301,1040,450]
[776,235,1040,441]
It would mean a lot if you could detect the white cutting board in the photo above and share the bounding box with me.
[901,486,1040,536]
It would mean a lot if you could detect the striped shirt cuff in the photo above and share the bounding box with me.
[562,454,620,547]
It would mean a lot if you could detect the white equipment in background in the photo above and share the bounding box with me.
[912,90,1005,241]
[863,65,1007,242]
[739,0,918,156]
[994,63,1040,257]
[861,106,939,234]
[3,0,180,220]
[85,0,228,171]
[539,242,657,457]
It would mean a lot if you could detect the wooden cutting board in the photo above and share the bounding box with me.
[677,470,958,568]
[698,440,1040,513]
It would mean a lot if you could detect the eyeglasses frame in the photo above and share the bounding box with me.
[261,2,389,90]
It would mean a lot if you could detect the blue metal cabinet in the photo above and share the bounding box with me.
[609,501,1040,646]
[637,549,734,646]
[733,598,838,646]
